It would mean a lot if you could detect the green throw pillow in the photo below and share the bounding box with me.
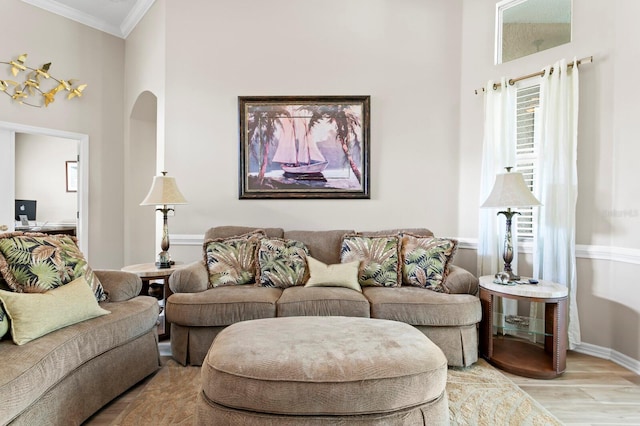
[0,232,107,302]
[401,234,458,292]
[304,256,361,292]
[0,276,110,345]
[203,231,265,288]
[257,238,309,288]
[340,234,401,287]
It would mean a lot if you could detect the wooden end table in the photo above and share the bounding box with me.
[121,262,185,340]
[479,275,568,379]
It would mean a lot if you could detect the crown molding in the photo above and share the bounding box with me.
[21,0,155,39]
[120,0,156,38]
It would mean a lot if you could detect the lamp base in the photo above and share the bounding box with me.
[505,270,520,281]
[155,251,173,269]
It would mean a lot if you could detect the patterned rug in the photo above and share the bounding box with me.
[113,358,561,425]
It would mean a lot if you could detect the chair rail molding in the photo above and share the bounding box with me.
[456,238,640,266]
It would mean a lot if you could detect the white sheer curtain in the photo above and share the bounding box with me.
[533,58,581,349]
[478,78,517,276]
[478,78,518,331]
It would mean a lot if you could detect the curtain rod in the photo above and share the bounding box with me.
[474,55,593,95]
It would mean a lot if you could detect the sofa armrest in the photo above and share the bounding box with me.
[169,261,209,293]
[444,265,479,296]
[94,270,142,302]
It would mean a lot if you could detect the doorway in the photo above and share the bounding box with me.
[0,121,89,256]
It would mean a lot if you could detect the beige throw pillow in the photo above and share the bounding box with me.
[304,256,362,292]
[0,276,110,345]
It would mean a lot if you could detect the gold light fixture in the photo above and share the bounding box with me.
[481,167,541,281]
[0,54,87,107]
[140,172,188,268]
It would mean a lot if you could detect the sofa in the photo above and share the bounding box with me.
[0,269,161,425]
[167,226,481,368]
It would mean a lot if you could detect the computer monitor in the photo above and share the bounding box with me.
[15,200,37,222]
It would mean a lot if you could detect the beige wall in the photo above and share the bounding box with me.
[459,0,640,364]
[0,0,125,268]
[160,0,465,264]
[124,0,166,265]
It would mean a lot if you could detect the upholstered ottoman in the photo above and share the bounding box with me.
[196,316,449,425]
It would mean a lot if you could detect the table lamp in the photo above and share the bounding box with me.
[481,167,541,281]
[140,171,188,268]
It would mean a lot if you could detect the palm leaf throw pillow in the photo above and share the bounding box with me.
[401,234,458,292]
[203,230,265,288]
[340,234,401,287]
[0,232,107,302]
[257,238,309,288]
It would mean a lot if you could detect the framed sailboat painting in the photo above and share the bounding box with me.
[239,95,370,199]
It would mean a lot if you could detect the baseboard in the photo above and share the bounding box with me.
[573,342,640,375]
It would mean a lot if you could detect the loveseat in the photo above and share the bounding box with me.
[167,226,481,368]
[0,257,161,425]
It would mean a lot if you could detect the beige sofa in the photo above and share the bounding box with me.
[0,270,161,426]
[167,226,481,368]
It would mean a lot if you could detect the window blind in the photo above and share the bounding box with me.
[515,84,540,240]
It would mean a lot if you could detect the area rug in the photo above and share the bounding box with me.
[113,358,561,425]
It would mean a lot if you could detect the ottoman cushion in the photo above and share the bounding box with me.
[201,316,447,416]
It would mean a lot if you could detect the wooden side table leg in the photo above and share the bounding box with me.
[479,290,493,359]
[545,300,567,375]
[162,277,172,340]
[141,278,150,297]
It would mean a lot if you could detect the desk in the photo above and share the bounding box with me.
[121,262,185,340]
[479,276,568,379]
[15,226,76,236]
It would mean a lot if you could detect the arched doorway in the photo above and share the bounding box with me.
[124,91,158,264]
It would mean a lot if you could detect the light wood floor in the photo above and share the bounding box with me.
[507,351,640,425]
[85,347,640,425]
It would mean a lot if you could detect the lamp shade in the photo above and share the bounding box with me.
[481,171,541,208]
[140,172,188,206]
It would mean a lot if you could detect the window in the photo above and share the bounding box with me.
[515,84,540,240]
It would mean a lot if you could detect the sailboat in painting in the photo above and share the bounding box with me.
[272,116,328,178]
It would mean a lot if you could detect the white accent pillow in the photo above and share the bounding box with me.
[304,256,362,292]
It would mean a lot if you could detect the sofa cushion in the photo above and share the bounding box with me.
[0,296,158,422]
[203,231,265,288]
[284,230,353,265]
[401,234,458,292]
[304,256,361,292]
[0,232,107,302]
[0,276,110,345]
[277,286,370,317]
[205,226,284,241]
[257,238,309,288]
[166,286,282,327]
[363,286,481,326]
[360,228,434,237]
[341,234,401,287]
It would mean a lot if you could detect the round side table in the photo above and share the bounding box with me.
[479,275,568,379]
[121,262,185,340]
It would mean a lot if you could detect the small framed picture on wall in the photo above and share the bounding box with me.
[66,160,78,192]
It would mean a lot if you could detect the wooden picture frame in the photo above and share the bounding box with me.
[239,95,370,199]
[65,160,78,192]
